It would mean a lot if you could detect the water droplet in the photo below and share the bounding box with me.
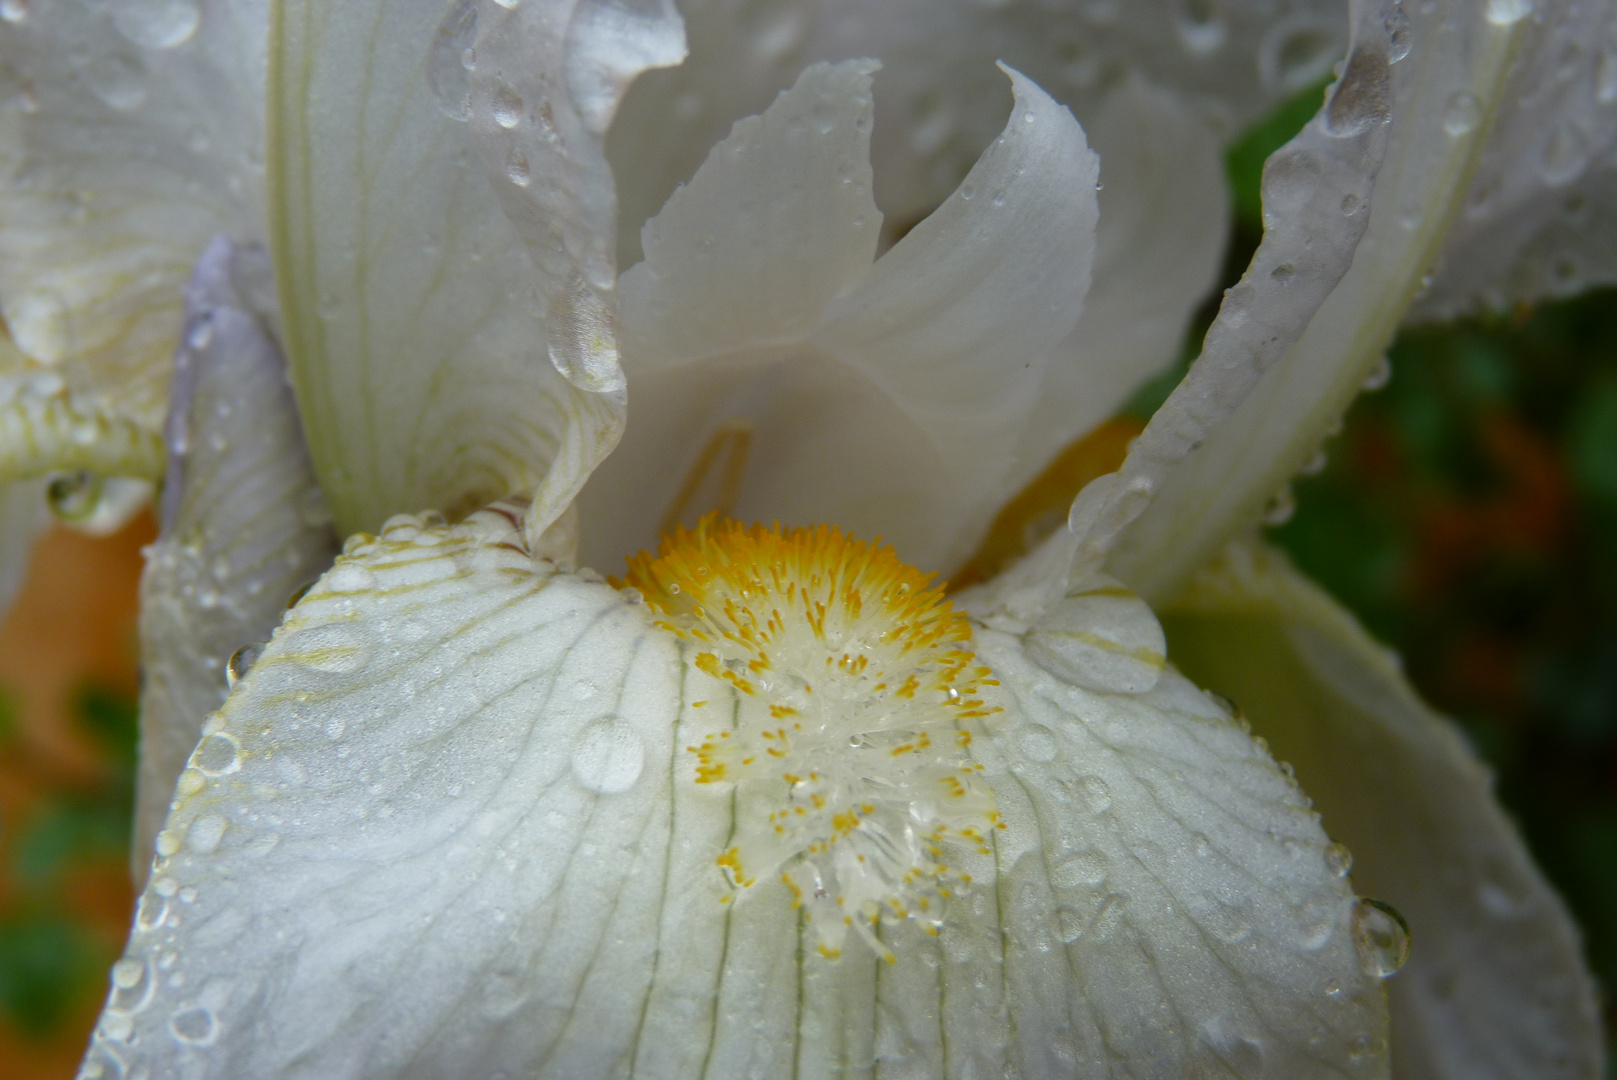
[89,52,149,111]
[1262,486,1296,526]
[960,182,977,201]
[193,731,242,776]
[1596,48,1617,104]
[427,0,477,120]
[154,830,181,858]
[1271,262,1296,283]
[187,813,226,854]
[326,563,376,592]
[1090,893,1129,941]
[1386,3,1412,62]
[168,1004,218,1045]
[545,276,624,393]
[491,82,524,128]
[1016,724,1058,763]
[1076,776,1112,814]
[135,893,169,932]
[493,0,519,7]
[113,0,201,49]
[1324,46,1392,137]
[1362,354,1392,391]
[286,580,315,609]
[47,470,103,523]
[1540,123,1588,186]
[225,643,262,689]
[506,147,531,187]
[1351,897,1411,976]
[0,0,27,24]
[1052,851,1109,888]
[1175,0,1227,55]
[1056,907,1087,943]
[289,624,371,673]
[1484,0,1533,25]
[1325,842,1353,877]
[570,717,644,794]
[1443,90,1480,136]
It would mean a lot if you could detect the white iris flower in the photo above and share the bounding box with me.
[0,0,1608,1076]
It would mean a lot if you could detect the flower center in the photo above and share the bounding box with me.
[621,518,1003,960]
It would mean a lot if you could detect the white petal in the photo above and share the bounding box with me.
[134,237,337,885]
[1009,76,1229,497]
[593,66,1097,573]
[973,631,1389,1078]
[464,0,685,395]
[90,511,1387,1078]
[268,0,629,538]
[1161,538,1603,1080]
[813,65,1098,515]
[1094,2,1577,603]
[607,0,1344,260]
[1416,1,1617,316]
[618,59,882,367]
[0,0,268,468]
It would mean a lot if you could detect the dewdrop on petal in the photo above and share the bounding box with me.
[621,517,1005,961]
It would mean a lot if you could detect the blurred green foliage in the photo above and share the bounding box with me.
[0,684,135,1037]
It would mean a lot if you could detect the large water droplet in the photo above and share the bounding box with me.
[1352,897,1411,977]
[288,624,371,674]
[187,813,226,854]
[427,0,477,120]
[1324,47,1392,137]
[1024,574,1167,695]
[46,470,103,523]
[226,643,263,689]
[546,276,625,393]
[89,52,148,111]
[325,563,377,592]
[168,1004,218,1045]
[1540,123,1588,186]
[193,731,242,776]
[1443,91,1481,136]
[506,147,532,187]
[570,717,645,794]
[1484,0,1533,25]
[1052,851,1109,888]
[113,0,201,49]
[491,82,524,128]
[1016,724,1058,763]
[0,1,27,25]
[1325,841,1353,877]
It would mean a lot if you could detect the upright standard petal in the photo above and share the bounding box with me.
[87,512,1389,1079]
[607,0,1344,262]
[134,237,337,884]
[0,0,269,479]
[1161,538,1604,1080]
[267,0,649,538]
[591,65,1097,573]
[1007,75,1229,501]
